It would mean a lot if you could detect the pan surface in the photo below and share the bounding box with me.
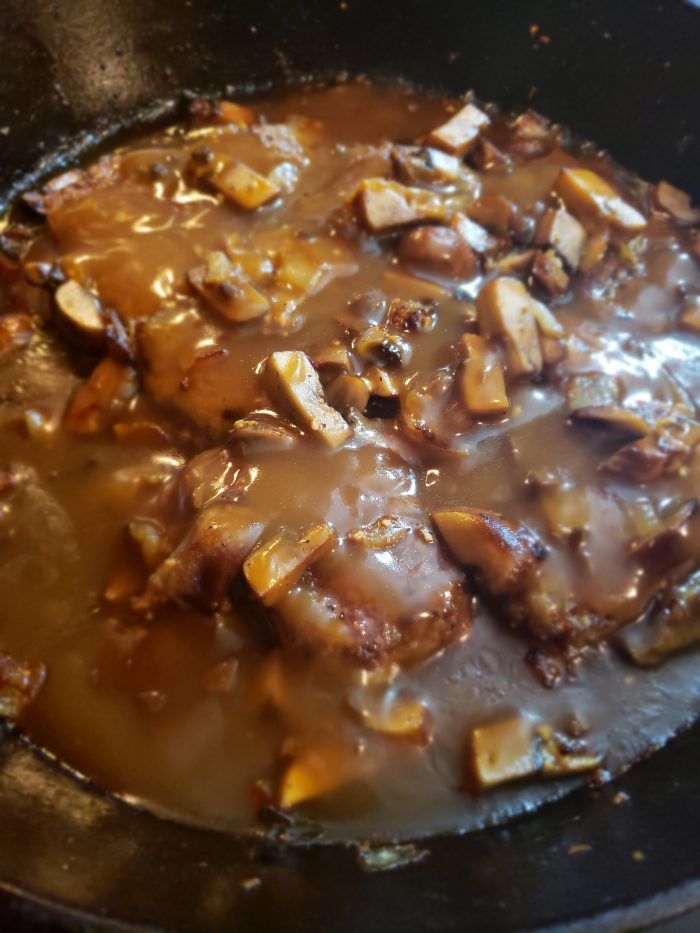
[0,0,699,929]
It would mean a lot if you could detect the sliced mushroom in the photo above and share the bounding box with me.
[531,249,570,297]
[265,350,352,448]
[188,251,269,323]
[458,333,509,417]
[229,412,300,451]
[63,358,138,435]
[244,522,336,606]
[348,515,410,550]
[604,416,700,482]
[212,161,281,209]
[555,168,646,232]
[355,178,446,231]
[654,181,700,226]
[309,342,351,374]
[450,211,497,254]
[391,145,464,187]
[470,716,540,790]
[535,207,587,270]
[427,102,490,155]
[325,373,371,415]
[629,498,697,569]
[432,507,544,594]
[54,280,104,340]
[570,405,651,438]
[355,325,411,368]
[397,225,478,278]
[566,373,619,413]
[475,277,543,379]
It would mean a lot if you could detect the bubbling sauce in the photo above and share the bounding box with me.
[0,82,699,841]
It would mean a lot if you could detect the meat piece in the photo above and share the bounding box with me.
[432,507,544,595]
[617,570,700,667]
[555,168,646,232]
[536,208,586,270]
[355,178,446,231]
[0,651,46,720]
[23,155,120,215]
[243,522,336,606]
[397,225,478,278]
[265,350,352,448]
[458,333,509,417]
[188,251,269,323]
[213,161,281,210]
[531,249,570,296]
[0,312,33,362]
[63,358,138,435]
[391,145,464,187]
[654,181,700,225]
[138,504,264,612]
[427,102,490,155]
[54,280,105,341]
[475,277,543,379]
[273,516,471,667]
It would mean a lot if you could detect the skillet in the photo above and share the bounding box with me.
[0,0,699,928]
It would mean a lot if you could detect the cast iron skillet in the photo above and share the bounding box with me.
[1,0,699,929]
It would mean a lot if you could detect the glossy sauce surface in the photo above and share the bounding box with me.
[0,83,699,841]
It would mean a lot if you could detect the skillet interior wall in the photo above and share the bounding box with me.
[0,1,700,931]
[1,0,699,205]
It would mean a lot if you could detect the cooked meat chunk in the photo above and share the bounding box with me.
[536,208,586,270]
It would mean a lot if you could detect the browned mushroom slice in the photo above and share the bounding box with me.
[570,405,651,438]
[629,498,698,569]
[212,161,281,209]
[325,374,371,415]
[535,207,586,270]
[654,181,700,225]
[432,507,544,595]
[54,279,105,340]
[355,178,446,231]
[390,145,464,187]
[555,168,646,232]
[427,102,490,155]
[363,366,402,402]
[139,504,264,612]
[566,373,620,412]
[179,447,247,509]
[265,350,352,448]
[63,358,138,435]
[617,570,700,667]
[450,212,497,254]
[604,415,700,482]
[355,325,411,368]
[397,225,478,278]
[243,522,336,606]
[309,342,351,374]
[188,251,269,323]
[469,716,540,790]
[531,249,570,297]
[475,277,543,379]
[0,312,33,362]
[0,651,46,721]
[458,333,509,417]
[229,412,300,451]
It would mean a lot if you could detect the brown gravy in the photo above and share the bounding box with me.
[0,82,699,841]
